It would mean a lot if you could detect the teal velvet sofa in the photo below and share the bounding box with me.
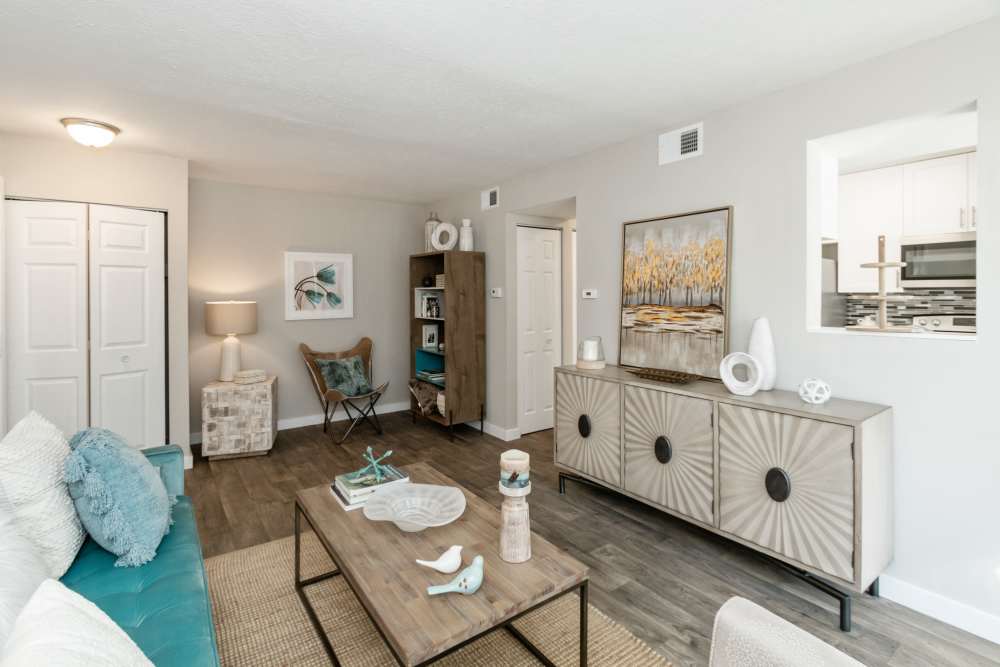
[59,445,220,666]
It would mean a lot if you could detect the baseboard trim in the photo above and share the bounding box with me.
[466,421,521,441]
[189,400,412,446]
[880,574,1000,645]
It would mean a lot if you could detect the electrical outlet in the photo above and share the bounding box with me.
[582,289,598,299]
[489,287,503,298]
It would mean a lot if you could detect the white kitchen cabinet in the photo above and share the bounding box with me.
[837,166,904,294]
[903,152,976,236]
[967,152,978,230]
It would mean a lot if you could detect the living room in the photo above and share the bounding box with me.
[1,2,998,666]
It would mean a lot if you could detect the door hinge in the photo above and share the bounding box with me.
[710,412,714,428]
[851,439,855,461]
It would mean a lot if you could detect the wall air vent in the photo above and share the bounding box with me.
[481,186,500,211]
[658,122,704,165]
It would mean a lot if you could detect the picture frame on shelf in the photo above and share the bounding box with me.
[284,251,354,320]
[422,324,439,349]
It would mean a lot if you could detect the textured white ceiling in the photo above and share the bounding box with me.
[1,1,996,203]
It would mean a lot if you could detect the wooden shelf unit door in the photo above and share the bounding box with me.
[409,251,486,430]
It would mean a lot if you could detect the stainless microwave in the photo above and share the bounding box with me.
[900,232,976,289]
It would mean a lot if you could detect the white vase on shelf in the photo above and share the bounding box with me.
[459,219,474,251]
[424,212,441,252]
[747,317,776,390]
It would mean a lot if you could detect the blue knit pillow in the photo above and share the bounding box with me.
[63,429,175,567]
[317,355,372,396]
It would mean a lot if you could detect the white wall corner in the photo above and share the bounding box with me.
[880,575,1000,645]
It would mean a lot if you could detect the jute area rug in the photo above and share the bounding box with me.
[206,533,671,666]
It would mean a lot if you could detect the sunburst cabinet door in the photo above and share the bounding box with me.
[624,387,714,525]
[555,373,621,486]
[719,404,855,581]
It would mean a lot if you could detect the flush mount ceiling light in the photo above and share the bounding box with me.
[60,117,120,147]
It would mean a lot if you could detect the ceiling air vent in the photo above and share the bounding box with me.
[658,122,704,165]
[481,186,499,210]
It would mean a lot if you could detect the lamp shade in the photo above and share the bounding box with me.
[205,301,257,336]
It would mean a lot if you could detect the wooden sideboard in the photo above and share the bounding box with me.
[554,364,892,610]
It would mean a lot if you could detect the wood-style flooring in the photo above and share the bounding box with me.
[185,412,1000,666]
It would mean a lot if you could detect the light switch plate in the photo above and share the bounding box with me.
[489,287,503,298]
[582,289,599,299]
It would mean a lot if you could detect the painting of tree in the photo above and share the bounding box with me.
[619,208,731,378]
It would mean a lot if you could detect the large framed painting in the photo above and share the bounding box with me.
[284,251,354,320]
[619,207,732,379]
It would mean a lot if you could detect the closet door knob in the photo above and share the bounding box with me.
[120,355,130,365]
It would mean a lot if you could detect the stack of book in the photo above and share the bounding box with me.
[435,273,446,288]
[233,369,267,384]
[416,370,446,385]
[331,464,409,511]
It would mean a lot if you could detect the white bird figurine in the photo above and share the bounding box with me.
[415,545,464,574]
[427,555,484,596]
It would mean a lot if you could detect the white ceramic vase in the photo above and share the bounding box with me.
[424,212,440,252]
[459,219,474,251]
[747,317,776,390]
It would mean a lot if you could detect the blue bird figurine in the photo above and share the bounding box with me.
[426,555,484,596]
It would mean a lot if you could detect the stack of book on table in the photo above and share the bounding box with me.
[331,464,410,511]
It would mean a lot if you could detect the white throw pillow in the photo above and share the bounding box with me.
[0,412,85,577]
[0,579,153,667]
[0,502,48,646]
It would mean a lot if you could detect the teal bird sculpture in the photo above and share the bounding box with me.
[426,555,484,596]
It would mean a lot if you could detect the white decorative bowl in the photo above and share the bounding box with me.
[363,483,466,532]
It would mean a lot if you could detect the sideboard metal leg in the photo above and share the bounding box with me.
[866,578,880,598]
[840,595,852,632]
[768,556,853,632]
[558,473,566,495]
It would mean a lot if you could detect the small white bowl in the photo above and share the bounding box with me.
[363,483,466,532]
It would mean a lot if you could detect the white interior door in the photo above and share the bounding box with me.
[517,226,561,434]
[89,204,165,448]
[5,200,89,436]
[0,180,6,434]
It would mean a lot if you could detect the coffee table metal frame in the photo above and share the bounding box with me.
[294,501,589,667]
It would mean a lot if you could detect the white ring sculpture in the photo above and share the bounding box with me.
[719,352,763,396]
[431,222,459,250]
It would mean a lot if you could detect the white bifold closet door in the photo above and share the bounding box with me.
[5,200,165,447]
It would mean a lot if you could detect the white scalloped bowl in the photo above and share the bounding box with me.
[363,483,466,532]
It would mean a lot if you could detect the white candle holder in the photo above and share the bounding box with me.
[499,449,531,563]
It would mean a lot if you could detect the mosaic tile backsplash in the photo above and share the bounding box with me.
[845,289,976,327]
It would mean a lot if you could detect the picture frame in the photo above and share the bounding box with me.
[618,206,733,379]
[422,324,439,349]
[284,251,354,320]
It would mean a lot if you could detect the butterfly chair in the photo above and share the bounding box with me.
[300,339,389,444]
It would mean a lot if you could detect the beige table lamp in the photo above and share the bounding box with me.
[205,301,257,381]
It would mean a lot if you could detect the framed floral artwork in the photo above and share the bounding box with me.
[284,251,354,320]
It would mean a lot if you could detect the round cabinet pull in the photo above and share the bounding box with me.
[765,467,792,502]
[577,414,592,438]
[654,435,672,464]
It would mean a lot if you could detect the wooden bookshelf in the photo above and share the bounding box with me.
[409,251,485,435]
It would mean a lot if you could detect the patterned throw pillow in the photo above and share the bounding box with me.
[64,428,174,568]
[316,355,373,396]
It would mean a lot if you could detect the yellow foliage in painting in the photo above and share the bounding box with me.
[623,234,726,306]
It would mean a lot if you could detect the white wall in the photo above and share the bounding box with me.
[431,19,1000,640]
[0,134,191,464]
[187,179,423,436]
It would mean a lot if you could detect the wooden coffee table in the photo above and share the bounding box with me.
[294,462,590,666]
